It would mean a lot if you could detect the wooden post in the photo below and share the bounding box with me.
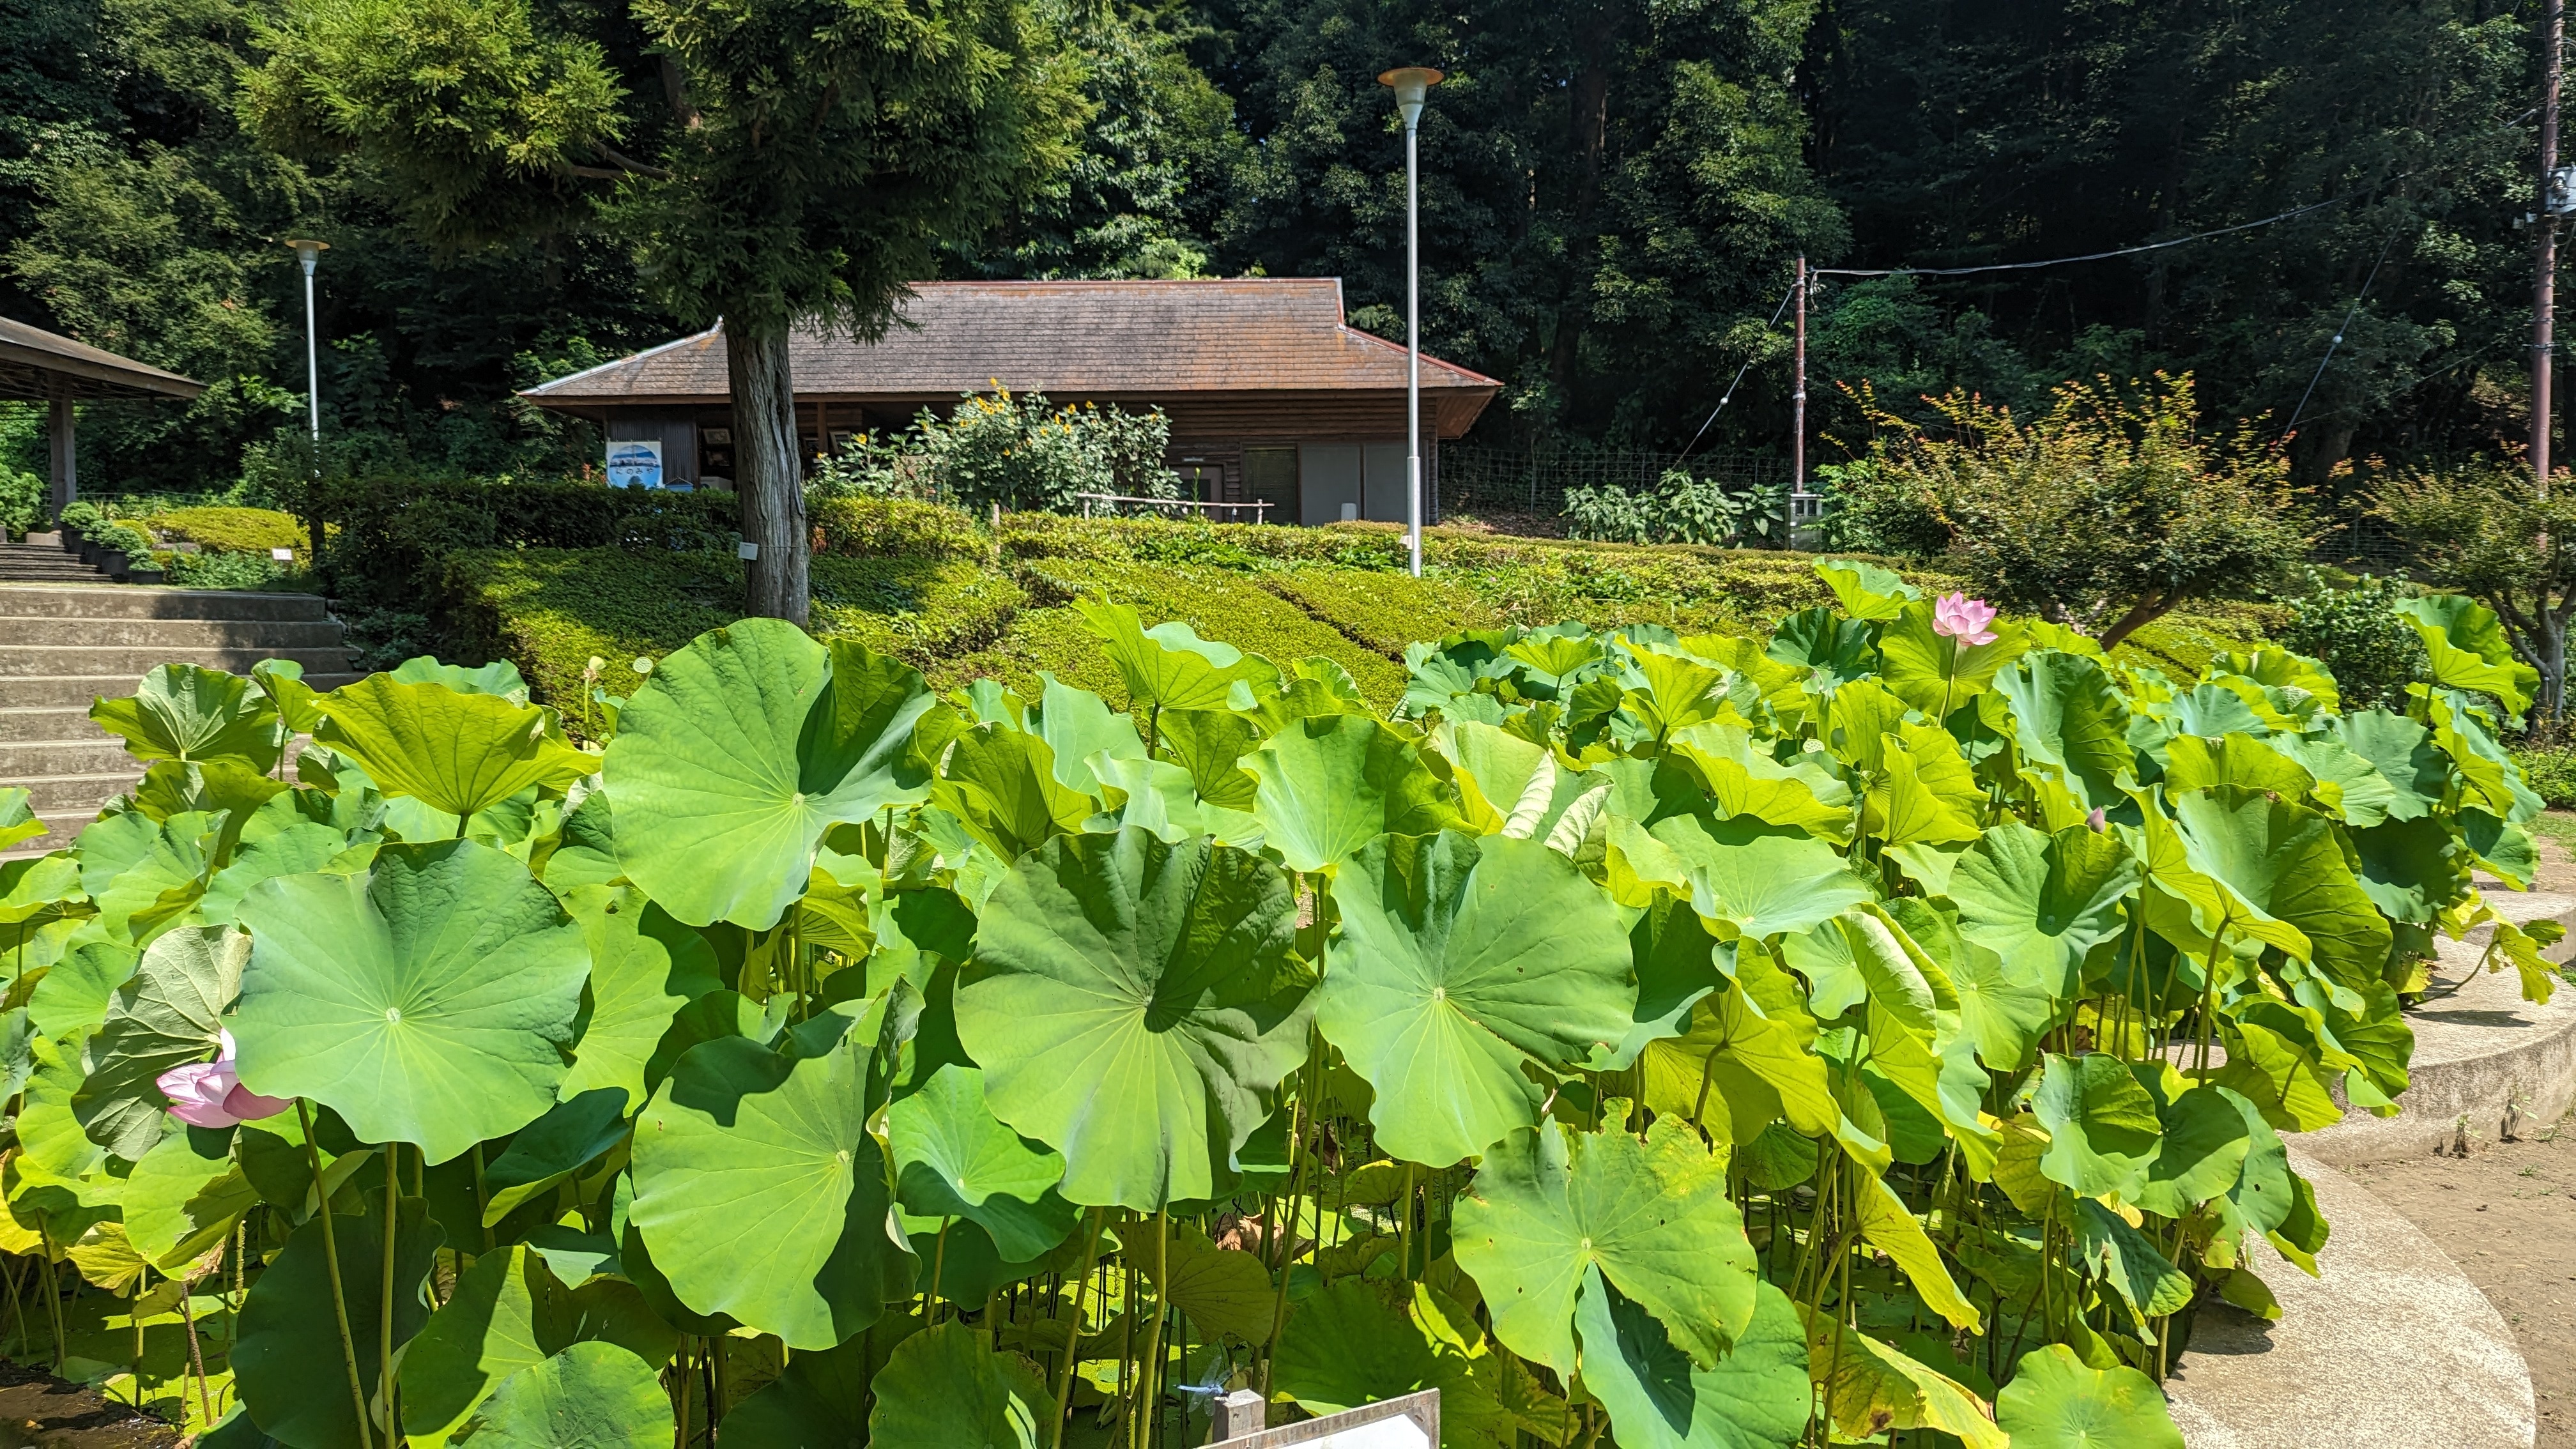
[1209,1389,1265,1443]
[46,395,73,518]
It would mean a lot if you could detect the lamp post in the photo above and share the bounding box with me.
[1379,66,1442,578]
[285,238,329,577]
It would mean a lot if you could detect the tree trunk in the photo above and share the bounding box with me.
[728,318,809,625]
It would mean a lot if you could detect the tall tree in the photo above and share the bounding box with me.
[244,0,1089,621]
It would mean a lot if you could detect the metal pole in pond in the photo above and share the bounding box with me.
[1382,66,1443,577]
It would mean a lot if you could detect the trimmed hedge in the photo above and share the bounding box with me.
[442,499,2278,719]
[142,506,308,557]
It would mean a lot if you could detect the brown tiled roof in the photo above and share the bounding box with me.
[523,279,1500,404]
[0,316,204,402]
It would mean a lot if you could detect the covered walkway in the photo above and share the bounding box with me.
[0,317,204,513]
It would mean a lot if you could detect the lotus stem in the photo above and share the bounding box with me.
[1258,1037,1319,1397]
[299,1099,376,1449]
[675,1335,693,1448]
[930,1218,952,1321]
[1051,1209,1105,1449]
[379,1147,399,1438]
[470,1142,493,1252]
[180,1266,214,1426]
[38,1233,63,1372]
[1133,1208,1171,1449]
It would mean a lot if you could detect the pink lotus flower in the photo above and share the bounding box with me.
[157,1031,292,1128]
[2085,807,2107,832]
[1932,593,1999,647]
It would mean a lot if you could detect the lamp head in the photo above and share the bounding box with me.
[284,238,329,275]
[1377,66,1444,128]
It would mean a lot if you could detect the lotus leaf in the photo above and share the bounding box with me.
[557,886,722,1111]
[1807,1315,2005,1449]
[1572,1274,1812,1449]
[233,1195,441,1447]
[888,1063,1073,1262]
[1634,814,1873,940]
[868,1322,1052,1449]
[318,673,591,820]
[122,1124,257,1268]
[959,827,1305,1208]
[1248,713,1460,873]
[629,1027,910,1347]
[1949,822,2138,994]
[404,1246,676,1442]
[233,840,590,1163]
[1075,595,1279,711]
[88,664,284,772]
[74,924,251,1160]
[1322,831,1634,1165]
[456,1341,673,1447]
[603,623,935,929]
[2028,1054,2162,1200]
[1995,1345,2184,1449]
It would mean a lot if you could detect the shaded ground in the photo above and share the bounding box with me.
[2531,811,2576,895]
[2352,1117,2576,1447]
[0,1361,178,1447]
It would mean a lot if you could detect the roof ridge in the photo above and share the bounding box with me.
[521,322,723,396]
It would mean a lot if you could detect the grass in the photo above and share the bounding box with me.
[443,503,2282,716]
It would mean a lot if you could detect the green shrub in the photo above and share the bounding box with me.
[1257,566,1505,657]
[164,549,305,591]
[809,496,988,562]
[0,464,41,538]
[1563,468,1787,546]
[2515,747,2576,809]
[145,505,308,557]
[813,387,1183,514]
[2273,568,2425,710]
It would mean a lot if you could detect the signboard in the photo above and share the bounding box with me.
[606,438,663,489]
[1213,1391,1436,1448]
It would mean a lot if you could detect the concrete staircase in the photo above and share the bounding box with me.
[1,585,362,855]
[0,535,114,585]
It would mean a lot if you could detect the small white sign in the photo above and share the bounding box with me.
[270,547,295,562]
[606,438,664,489]
[1214,1390,1436,1448]
[737,540,760,561]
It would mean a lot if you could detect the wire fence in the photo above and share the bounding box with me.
[1436,444,1788,518]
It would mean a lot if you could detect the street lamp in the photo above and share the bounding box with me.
[1379,65,1442,578]
[283,239,328,446]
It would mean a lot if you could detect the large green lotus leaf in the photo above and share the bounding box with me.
[0,786,41,852]
[930,724,1098,861]
[1637,815,1873,940]
[1159,707,1262,810]
[74,924,253,1160]
[2162,732,2313,800]
[455,1341,673,1448]
[88,664,284,772]
[1438,719,1551,832]
[27,939,139,1039]
[2395,594,2539,721]
[1140,1220,1276,1342]
[556,885,722,1112]
[1995,1345,2184,1449]
[1878,602,2027,714]
[390,654,529,702]
[1321,831,1634,1165]
[641,989,773,1095]
[1807,1314,2005,1448]
[1865,725,1984,848]
[317,673,591,819]
[77,808,219,944]
[1883,897,2051,1071]
[2073,1197,2193,1326]
[2028,1053,2161,1200]
[1664,724,1855,838]
[1948,823,2138,995]
[1086,752,1212,843]
[2211,646,2340,712]
[2266,735,2398,827]
[1593,896,1729,1071]
[2430,693,2546,825]
[2328,709,2444,822]
[1032,675,1145,795]
[233,839,590,1163]
[233,1195,441,1448]
[869,1322,1052,1449]
[722,1328,880,1441]
[602,623,935,930]
[1618,641,1733,737]
[1248,714,1462,873]
[402,1245,677,1442]
[1455,1116,1755,1377]
[2133,1084,2256,1218]
[1075,595,1280,711]
[480,1088,631,1225]
[1993,653,2135,811]
[629,1029,911,1348]
[1273,1276,1441,1413]
[541,789,625,895]
[1639,954,1849,1156]
[2348,817,2469,926]
[1573,1273,1811,1449]
[2169,787,2391,989]
[1823,681,1911,776]
[123,1124,257,1268]
[887,1063,1073,1262]
[200,821,355,926]
[1768,606,1880,689]
[958,827,1307,1209]
[1818,558,1922,620]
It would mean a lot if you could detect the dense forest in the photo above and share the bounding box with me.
[0,0,2555,503]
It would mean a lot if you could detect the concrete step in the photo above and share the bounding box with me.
[12,770,138,813]
[0,673,365,707]
[0,738,132,777]
[2166,1147,2534,1449]
[2298,891,2576,1167]
[0,644,357,679]
[0,586,330,622]
[0,708,95,743]
[0,617,347,649]
[0,562,111,578]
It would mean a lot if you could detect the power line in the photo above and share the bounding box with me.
[1675,279,1800,463]
[1810,194,2356,279]
[2283,225,2407,438]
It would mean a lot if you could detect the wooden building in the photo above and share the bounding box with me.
[0,317,204,514]
[518,279,1500,525]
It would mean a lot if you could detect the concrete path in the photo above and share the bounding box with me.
[2166,1146,2535,1449]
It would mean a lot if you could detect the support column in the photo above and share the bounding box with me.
[47,395,75,518]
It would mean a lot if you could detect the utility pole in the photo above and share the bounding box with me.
[2538,0,2564,491]
[1793,257,1808,494]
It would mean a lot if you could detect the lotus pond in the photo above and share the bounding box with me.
[0,560,2553,1447]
